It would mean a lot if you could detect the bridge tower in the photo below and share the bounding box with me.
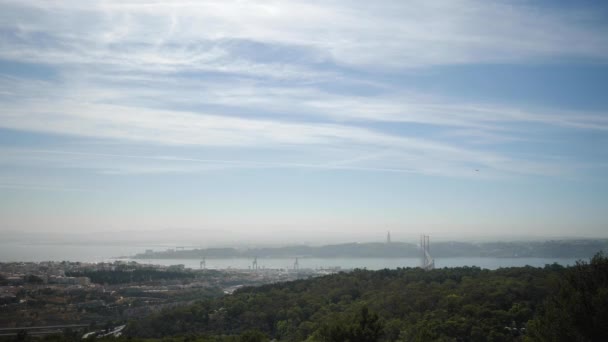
[420,234,435,270]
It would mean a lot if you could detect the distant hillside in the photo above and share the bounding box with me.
[132,239,608,259]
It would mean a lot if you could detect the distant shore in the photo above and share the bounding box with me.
[132,239,608,259]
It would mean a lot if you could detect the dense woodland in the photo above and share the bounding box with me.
[7,254,607,341]
[112,253,608,341]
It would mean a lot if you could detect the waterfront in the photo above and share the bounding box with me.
[0,242,156,263]
[125,257,580,270]
[0,243,581,270]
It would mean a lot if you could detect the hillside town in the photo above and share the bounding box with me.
[0,260,330,337]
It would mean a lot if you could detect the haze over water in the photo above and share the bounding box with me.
[0,241,580,271]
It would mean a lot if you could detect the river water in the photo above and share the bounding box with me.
[0,243,581,270]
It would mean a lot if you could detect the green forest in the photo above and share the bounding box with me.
[14,254,606,342]
[107,253,608,341]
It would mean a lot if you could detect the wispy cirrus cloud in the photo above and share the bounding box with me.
[0,144,570,180]
[6,70,607,133]
[2,1,608,237]
[0,67,604,180]
[1,0,607,71]
[0,0,606,182]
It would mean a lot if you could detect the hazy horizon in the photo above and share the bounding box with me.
[1,1,608,242]
[3,228,607,249]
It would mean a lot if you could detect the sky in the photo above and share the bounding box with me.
[0,1,607,245]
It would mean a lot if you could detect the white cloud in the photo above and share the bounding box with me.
[15,72,605,133]
[0,96,572,179]
[0,100,467,152]
[1,0,606,72]
[0,0,604,181]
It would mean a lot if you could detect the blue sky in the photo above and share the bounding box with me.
[0,1,607,244]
